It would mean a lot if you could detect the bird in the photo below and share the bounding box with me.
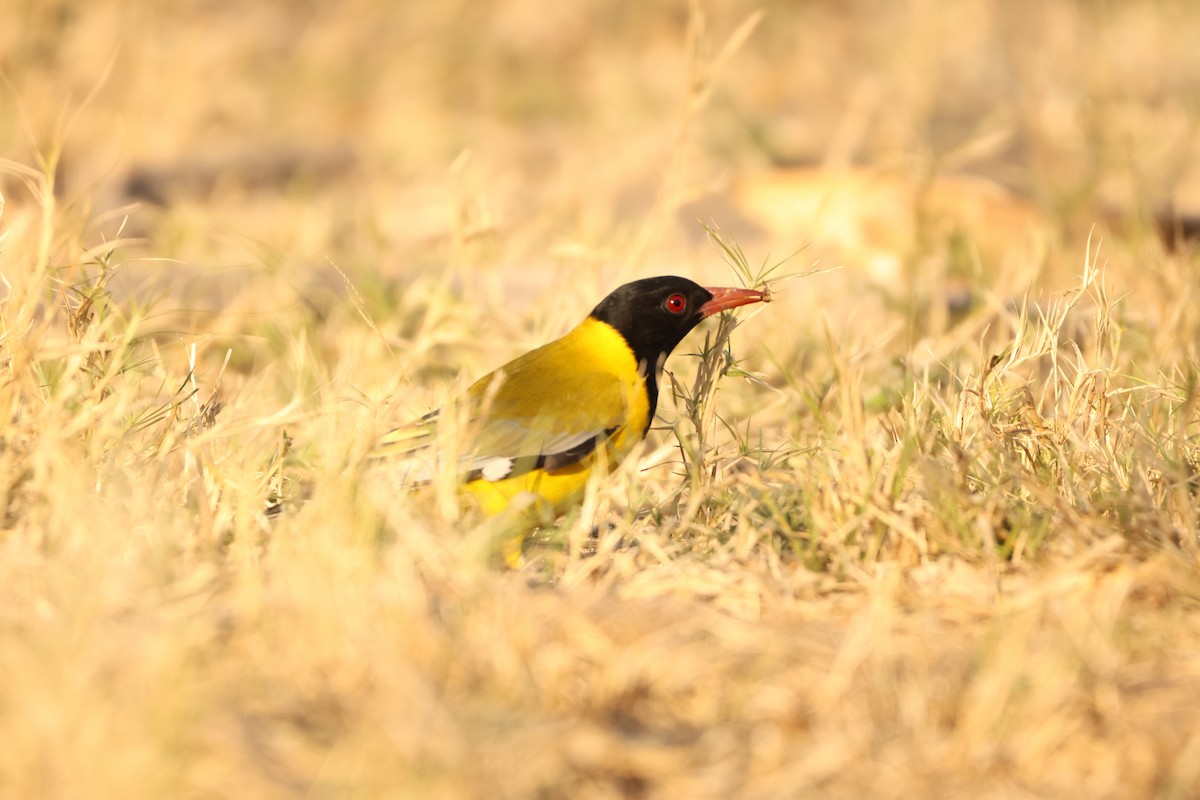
[374,275,769,537]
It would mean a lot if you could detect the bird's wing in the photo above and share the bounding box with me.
[437,372,625,483]
[374,407,621,487]
[375,341,637,485]
[457,333,635,480]
[376,317,646,486]
[460,416,619,483]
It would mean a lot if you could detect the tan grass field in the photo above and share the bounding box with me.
[3,1,1200,797]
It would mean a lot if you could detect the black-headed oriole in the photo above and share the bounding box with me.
[376,275,768,520]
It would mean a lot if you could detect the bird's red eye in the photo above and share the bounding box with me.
[664,293,687,314]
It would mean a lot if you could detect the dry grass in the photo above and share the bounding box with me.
[3,1,1200,798]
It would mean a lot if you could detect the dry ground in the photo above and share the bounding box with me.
[3,1,1200,798]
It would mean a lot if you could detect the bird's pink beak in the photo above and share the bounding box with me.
[699,286,770,318]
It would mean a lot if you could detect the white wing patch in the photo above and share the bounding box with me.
[478,457,516,481]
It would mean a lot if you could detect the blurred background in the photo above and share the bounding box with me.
[6,5,1200,797]
[3,0,1200,367]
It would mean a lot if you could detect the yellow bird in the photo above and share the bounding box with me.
[376,275,768,527]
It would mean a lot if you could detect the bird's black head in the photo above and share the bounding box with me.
[589,276,715,370]
[589,275,768,433]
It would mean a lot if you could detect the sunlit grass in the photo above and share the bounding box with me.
[3,1,1200,797]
